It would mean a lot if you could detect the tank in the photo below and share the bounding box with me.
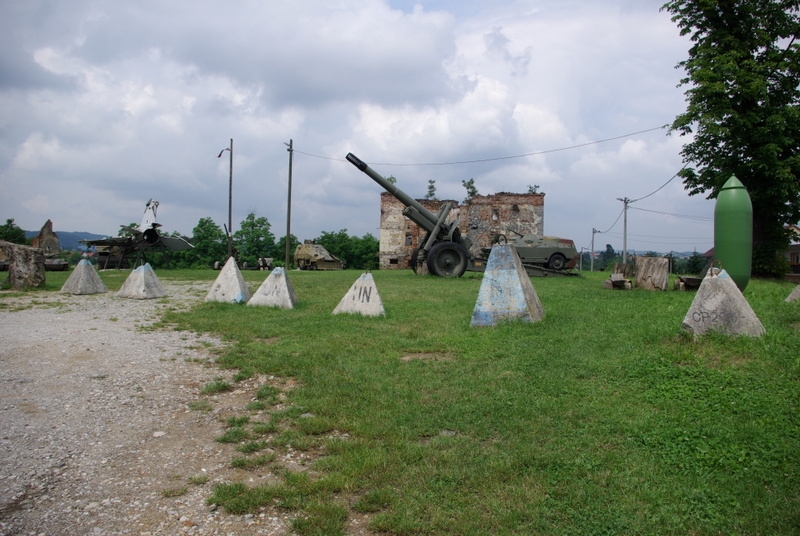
[293,241,344,270]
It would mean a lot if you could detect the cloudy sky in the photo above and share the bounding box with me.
[1,0,714,255]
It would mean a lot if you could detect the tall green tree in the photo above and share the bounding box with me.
[233,212,275,267]
[663,0,800,276]
[315,229,380,270]
[191,217,227,268]
[599,244,619,270]
[0,218,28,244]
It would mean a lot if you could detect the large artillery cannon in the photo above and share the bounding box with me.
[346,153,579,278]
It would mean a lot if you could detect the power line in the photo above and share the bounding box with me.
[629,166,686,203]
[629,206,713,222]
[293,124,669,166]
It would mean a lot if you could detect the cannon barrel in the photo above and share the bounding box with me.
[346,153,440,231]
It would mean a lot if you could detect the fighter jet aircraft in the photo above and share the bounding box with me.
[81,199,192,269]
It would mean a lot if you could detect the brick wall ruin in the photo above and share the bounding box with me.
[378,192,544,270]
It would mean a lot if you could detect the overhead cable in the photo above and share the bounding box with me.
[292,124,669,166]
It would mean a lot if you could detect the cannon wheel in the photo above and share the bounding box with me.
[548,253,567,270]
[427,241,469,277]
[410,248,421,273]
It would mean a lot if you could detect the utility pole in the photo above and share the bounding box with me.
[616,197,630,264]
[284,139,293,269]
[591,228,598,272]
[218,139,233,259]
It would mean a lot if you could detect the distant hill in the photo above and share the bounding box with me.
[24,230,109,251]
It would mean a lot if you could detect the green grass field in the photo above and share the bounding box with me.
[29,268,800,534]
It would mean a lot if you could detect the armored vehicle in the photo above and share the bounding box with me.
[488,231,578,271]
[346,152,578,277]
[294,241,344,270]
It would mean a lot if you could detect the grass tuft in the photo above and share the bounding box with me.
[200,378,233,395]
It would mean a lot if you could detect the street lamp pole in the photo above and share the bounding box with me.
[284,139,293,269]
[616,197,630,264]
[218,139,233,259]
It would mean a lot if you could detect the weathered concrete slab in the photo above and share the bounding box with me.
[60,259,108,295]
[635,257,669,290]
[604,273,632,290]
[248,267,296,309]
[333,272,385,317]
[471,244,544,327]
[0,240,46,289]
[205,257,251,303]
[786,285,800,303]
[681,268,765,337]
[117,263,166,299]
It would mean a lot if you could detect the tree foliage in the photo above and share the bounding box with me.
[274,234,300,267]
[190,217,227,268]
[425,179,438,200]
[233,212,275,267]
[599,244,619,269]
[0,218,28,245]
[663,0,800,276]
[462,178,478,202]
[315,229,379,270]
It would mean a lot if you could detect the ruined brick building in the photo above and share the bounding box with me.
[378,192,545,270]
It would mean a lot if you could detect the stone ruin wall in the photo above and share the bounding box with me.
[378,192,545,270]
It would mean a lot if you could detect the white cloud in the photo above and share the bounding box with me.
[0,0,710,253]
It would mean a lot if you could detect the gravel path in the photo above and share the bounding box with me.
[0,280,295,536]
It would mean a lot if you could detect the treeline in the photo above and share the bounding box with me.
[1,214,379,270]
[579,244,707,274]
[148,212,379,270]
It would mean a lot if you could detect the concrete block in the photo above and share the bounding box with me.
[333,273,385,317]
[60,259,108,295]
[205,257,251,303]
[471,244,544,327]
[681,268,765,337]
[117,263,166,299]
[248,267,296,309]
[786,285,800,303]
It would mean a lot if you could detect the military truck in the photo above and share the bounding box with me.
[293,241,344,270]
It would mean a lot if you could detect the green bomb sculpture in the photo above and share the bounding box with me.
[714,176,752,291]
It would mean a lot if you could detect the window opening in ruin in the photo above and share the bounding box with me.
[492,210,499,221]
[405,234,413,246]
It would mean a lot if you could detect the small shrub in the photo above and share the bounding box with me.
[188,400,212,412]
[215,427,250,443]
[201,378,233,395]
[227,416,251,427]
[162,486,188,498]
[231,453,275,469]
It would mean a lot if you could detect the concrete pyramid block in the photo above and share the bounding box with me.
[117,263,167,299]
[60,259,108,295]
[247,267,296,309]
[205,257,251,304]
[471,244,544,327]
[786,285,800,303]
[681,268,765,337]
[332,273,385,317]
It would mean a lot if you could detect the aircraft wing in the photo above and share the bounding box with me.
[81,237,135,248]
[158,235,194,251]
